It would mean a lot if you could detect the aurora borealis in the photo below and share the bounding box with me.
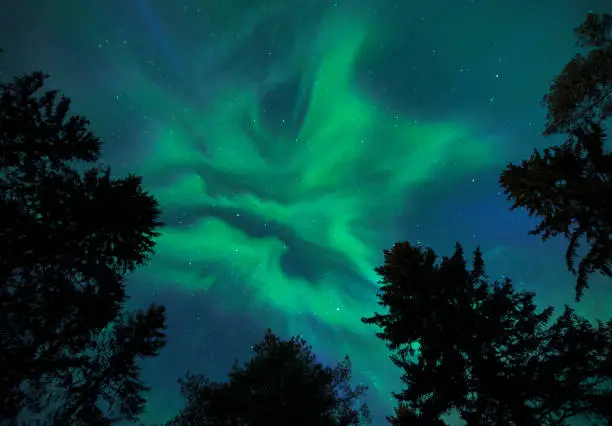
[2,0,612,424]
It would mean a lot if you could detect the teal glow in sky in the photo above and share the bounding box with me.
[2,0,611,423]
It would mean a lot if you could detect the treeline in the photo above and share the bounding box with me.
[1,13,611,426]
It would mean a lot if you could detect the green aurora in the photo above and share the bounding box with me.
[124,3,499,408]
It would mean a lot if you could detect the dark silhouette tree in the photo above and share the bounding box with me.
[362,241,612,425]
[0,71,168,424]
[165,329,370,426]
[499,13,612,301]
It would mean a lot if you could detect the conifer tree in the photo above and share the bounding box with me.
[166,329,370,426]
[0,71,167,424]
[500,13,612,300]
[363,242,612,425]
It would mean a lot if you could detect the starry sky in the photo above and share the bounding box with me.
[2,1,612,424]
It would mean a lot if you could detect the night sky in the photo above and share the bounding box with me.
[2,1,612,424]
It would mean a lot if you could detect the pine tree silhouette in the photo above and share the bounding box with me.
[363,242,612,425]
[500,13,612,300]
[165,329,370,426]
[0,71,168,424]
